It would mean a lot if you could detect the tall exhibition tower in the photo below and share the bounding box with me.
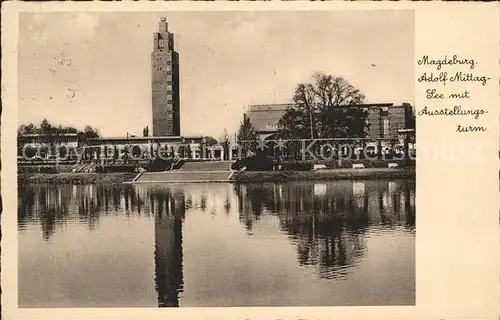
[151,17,181,137]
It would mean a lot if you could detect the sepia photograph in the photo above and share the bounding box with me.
[16,10,416,308]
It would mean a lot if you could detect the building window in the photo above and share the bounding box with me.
[167,81,172,85]
[167,100,172,104]
[167,71,171,75]
[167,90,172,94]
[167,61,171,65]
[383,119,390,137]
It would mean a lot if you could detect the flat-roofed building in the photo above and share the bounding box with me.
[244,104,293,140]
[243,102,414,140]
[364,103,413,140]
[17,133,80,149]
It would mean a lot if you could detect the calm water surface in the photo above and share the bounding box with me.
[18,180,415,307]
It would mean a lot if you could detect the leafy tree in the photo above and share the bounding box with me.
[40,118,56,135]
[203,136,218,147]
[61,126,78,134]
[83,125,100,138]
[277,72,367,139]
[237,116,257,156]
[18,120,98,137]
[17,123,37,135]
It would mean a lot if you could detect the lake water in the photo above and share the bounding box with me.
[18,179,415,307]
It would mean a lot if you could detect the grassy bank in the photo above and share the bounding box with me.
[231,168,416,182]
[19,172,137,185]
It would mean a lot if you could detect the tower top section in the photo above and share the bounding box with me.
[158,17,168,34]
[154,17,175,52]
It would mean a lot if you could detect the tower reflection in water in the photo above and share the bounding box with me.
[233,180,415,280]
[146,186,185,307]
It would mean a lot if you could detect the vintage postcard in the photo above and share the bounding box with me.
[1,1,499,320]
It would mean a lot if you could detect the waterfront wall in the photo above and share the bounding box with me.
[231,168,415,183]
[18,168,415,185]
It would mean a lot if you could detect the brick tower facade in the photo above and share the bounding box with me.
[151,17,181,137]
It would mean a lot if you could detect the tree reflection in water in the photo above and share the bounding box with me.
[233,180,415,280]
[18,184,150,240]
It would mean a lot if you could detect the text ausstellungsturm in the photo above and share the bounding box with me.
[418,106,486,119]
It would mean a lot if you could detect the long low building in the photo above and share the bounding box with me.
[18,133,80,149]
[16,134,232,161]
[18,134,202,150]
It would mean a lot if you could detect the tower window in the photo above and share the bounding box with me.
[167,91,172,94]
[167,100,172,104]
[167,81,172,85]
[167,71,171,75]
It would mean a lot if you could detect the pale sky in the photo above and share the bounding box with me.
[18,10,414,138]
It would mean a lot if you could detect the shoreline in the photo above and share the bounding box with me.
[18,172,137,185]
[231,168,415,182]
[18,167,415,184]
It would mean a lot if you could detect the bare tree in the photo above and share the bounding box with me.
[278,72,367,139]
